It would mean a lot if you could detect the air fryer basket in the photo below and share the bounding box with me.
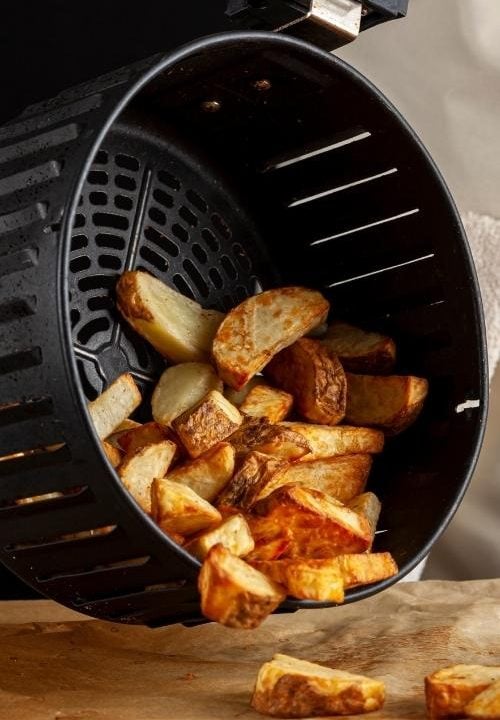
[0,33,487,626]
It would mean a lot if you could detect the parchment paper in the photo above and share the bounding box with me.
[1,580,499,720]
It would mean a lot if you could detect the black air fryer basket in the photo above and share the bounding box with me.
[0,29,487,626]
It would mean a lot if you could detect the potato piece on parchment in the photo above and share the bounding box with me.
[281,422,384,460]
[346,372,428,435]
[167,442,235,502]
[257,454,371,503]
[425,665,500,720]
[251,653,385,718]
[152,479,221,536]
[185,513,254,561]
[323,321,396,373]
[251,559,344,603]
[466,679,500,720]
[88,373,141,440]
[240,384,293,423]
[173,390,242,458]
[116,270,224,363]
[152,362,223,428]
[198,543,286,629]
[216,451,287,511]
[213,287,329,389]
[118,440,176,514]
[230,419,311,461]
[264,338,346,425]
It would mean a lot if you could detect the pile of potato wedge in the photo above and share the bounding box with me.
[88,270,429,629]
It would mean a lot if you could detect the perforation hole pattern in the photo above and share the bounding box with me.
[69,127,263,402]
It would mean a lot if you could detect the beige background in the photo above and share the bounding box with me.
[337,0,500,579]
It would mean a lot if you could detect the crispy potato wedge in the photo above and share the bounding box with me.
[151,362,223,428]
[198,543,286,629]
[216,451,287,511]
[106,419,142,448]
[466,679,500,719]
[173,390,242,458]
[346,372,428,434]
[116,270,224,363]
[224,376,266,407]
[230,419,311,461]
[251,653,385,717]
[257,454,371,503]
[251,559,344,602]
[118,421,173,454]
[185,513,254,561]
[334,552,398,589]
[240,384,293,423]
[245,535,293,563]
[152,479,221,536]
[254,485,372,558]
[88,373,141,440]
[348,492,381,540]
[281,422,384,460]
[425,666,500,719]
[323,321,396,373]
[213,287,329,389]
[265,338,346,425]
[167,442,235,502]
[101,441,122,468]
[118,440,176,514]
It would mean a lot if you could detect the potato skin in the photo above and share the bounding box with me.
[264,339,346,425]
[323,321,396,374]
[173,391,242,458]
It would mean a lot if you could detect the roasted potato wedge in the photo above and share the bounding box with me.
[213,287,329,389]
[245,535,293,563]
[281,422,384,460]
[116,270,224,363]
[216,451,287,511]
[224,376,266,407]
[152,362,223,428]
[185,513,254,561]
[198,543,286,629]
[466,679,500,719]
[251,559,344,603]
[425,665,500,719]
[118,440,176,514]
[265,338,346,425]
[229,419,311,461]
[240,384,293,423]
[346,372,428,434]
[101,441,122,468]
[348,492,381,541]
[167,442,235,502]
[88,373,141,440]
[253,485,372,558]
[257,454,371,503]
[323,321,396,373]
[152,479,221,536]
[118,421,175,454]
[334,552,398,589]
[106,419,142,448]
[251,653,385,718]
[173,390,242,458]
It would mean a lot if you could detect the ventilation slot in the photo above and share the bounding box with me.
[94,150,108,165]
[179,205,197,227]
[158,169,180,190]
[95,233,125,250]
[325,253,435,288]
[37,555,150,583]
[149,206,166,226]
[70,308,81,328]
[201,228,219,252]
[173,274,195,299]
[192,243,207,264]
[221,255,238,281]
[212,213,231,239]
[209,267,223,289]
[78,275,116,292]
[88,170,108,185]
[114,194,133,211]
[183,259,209,298]
[265,129,371,171]
[73,213,86,229]
[98,254,122,270]
[69,256,91,273]
[71,234,88,251]
[0,397,53,428]
[115,174,136,192]
[232,242,252,271]
[144,226,179,256]
[0,443,70,478]
[153,188,174,208]
[311,209,420,246]
[87,296,114,312]
[77,359,98,400]
[93,212,129,231]
[288,168,398,208]
[89,191,107,206]
[186,188,207,213]
[0,347,42,376]
[140,245,169,272]
[0,296,37,325]
[115,154,140,172]
[7,524,116,552]
[77,316,111,345]
[172,223,188,243]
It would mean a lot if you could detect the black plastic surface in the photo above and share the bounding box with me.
[0,32,487,625]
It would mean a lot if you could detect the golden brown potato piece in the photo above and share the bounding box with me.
[230,419,311,461]
[466,679,500,719]
[198,544,286,629]
[240,384,293,423]
[151,362,223,428]
[334,553,398,589]
[323,321,396,373]
[425,666,500,719]
[88,373,141,440]
[118,421,173,454]
[254,485,372,558]
[251,653,385,718]
[216,451,287,511]
[118,440,177,514]
[116,271,224,363]
[257,454,371,503]
[281,422,384,460]
[225,376,266,407]
[251,559,344,603]
[213,287,329,389]
[348,492,381,542]
[152,479,221,536]
[101,441,122,468]
[106,419,142,448]
[185,513,254,561]
[167,442,235,502]
[173,390,242,458]
[264,338,346,425]
[346,372,428,435]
